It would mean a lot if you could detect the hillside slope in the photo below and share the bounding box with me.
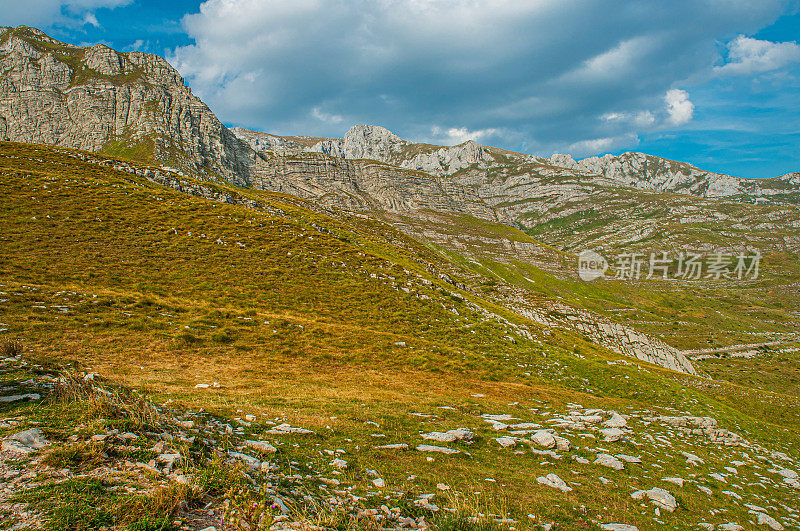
[2,142,800,531]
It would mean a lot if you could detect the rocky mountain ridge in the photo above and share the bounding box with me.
[2,27,799,375]
[0,26,253,185]
[237,124,799,204]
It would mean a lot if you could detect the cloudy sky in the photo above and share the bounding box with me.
[3,0,799,178]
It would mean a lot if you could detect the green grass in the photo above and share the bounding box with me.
[2,141,800,530]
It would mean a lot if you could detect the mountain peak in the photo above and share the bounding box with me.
[0,26,250,184]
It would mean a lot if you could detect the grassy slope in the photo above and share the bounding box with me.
[2,142,800,530]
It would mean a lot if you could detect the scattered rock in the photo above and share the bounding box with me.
[630,487,677,512]
[594,453,624,470]
[246,440,277,454]
[265,423,315,435]
[531,430,556,449]
[553,435,571,452]
[228,451,260,471]
[600,428,625,442]
[537,473,572,493]
[375,443,409,450]
[755,513,784,530]
[603,412,627,428]
[496,436,517,448]
[416,444,459,454]
[421,428,474,443]
[0,393,40,403]
[2,428,49,454]
[330,458,348,469]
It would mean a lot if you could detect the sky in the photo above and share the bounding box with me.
[2,0,799,178]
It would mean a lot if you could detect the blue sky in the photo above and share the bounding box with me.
[3,0,799,178]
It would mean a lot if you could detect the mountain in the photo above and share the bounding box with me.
[3,140,799,531]
[2,27,800,531]
[1,27,799,375]
[0,26,253,184]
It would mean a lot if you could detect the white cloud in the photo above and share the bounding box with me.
[431,126,499,145]
[665,89,694,126]
[602,110,656,127]
[1,0,130,28]
[567,134,639,157]
[169,0,788,155]
[715,35,800,75]
[311,107,344,124]
[82,12,100,28]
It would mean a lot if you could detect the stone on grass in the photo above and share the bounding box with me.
[600,428,625,442]
[531,430,556,449]
[416,444,459,454]
[662,477,684,487]
[1,428,49,454]
[553,435,571,452]
[421,428,474,443]
[755,513,783,530]
[717,524,743,531]
[630,487,677,512]
[600,524,638,531]
[681,451,704,466]
[603,412,627,428]
[537,473,572,493]
[228,451,260,471]
[0,393,40,403]
[246,440,277,454]
[594,453,624,470]
[496,436,516,448]
[265,423,314,435]
[375,443,409,450]
[373,478,386,488]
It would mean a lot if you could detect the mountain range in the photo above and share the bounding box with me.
[2,25,799,374]
[2,24,800,531]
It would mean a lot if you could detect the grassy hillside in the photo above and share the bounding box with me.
[2,142,800,530]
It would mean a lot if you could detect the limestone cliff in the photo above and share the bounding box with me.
[0,26,252,185]
[546,152,799,202]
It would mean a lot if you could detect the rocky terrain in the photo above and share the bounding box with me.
[3,347,799,531]
[0,26,252,184]
[2,26,800,531]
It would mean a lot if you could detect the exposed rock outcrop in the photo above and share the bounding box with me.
[546,151,800,201]
[0,26,252,185]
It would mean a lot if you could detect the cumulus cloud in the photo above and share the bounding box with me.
[430,126,499,145]
[82,12,100,28]
[169,0,789,157]
[665,89,695,126]
[715,35,800,75]
[1,0,131,28]
[311,107,344,125]
[567,134,640,157]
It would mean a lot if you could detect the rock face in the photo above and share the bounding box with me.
[256,124,498,177]
[546,151,800,201]
[0,26,252,185]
